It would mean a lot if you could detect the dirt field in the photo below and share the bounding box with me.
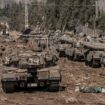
[0,58,105,105]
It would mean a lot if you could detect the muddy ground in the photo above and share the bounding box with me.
[0,58,105,105]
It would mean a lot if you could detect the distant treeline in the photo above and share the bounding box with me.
[0,0,105,32]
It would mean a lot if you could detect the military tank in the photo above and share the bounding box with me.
[58,33,85,61]
[64,36,80,60]
[65,32,92,61]
[82,41,105,67]
[1,50,61,93]
[1,65,61,93]
[1,44,61,93]
[57,34,72,57]
[97,37,105,68]
[100,52,105,68]
[3,48,58,68]
[67,37,86,61]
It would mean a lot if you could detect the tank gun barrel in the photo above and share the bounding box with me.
[59,36,77,44]
[82,42,105,50]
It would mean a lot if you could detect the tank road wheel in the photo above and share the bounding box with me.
[2,82,15,93]
[48,83,59,92]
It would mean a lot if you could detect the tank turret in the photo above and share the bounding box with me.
[82,41,105,67]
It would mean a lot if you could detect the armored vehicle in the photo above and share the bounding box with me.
[82,41,105,67]
[64,37,83,61]
[66,37,86,61]
[3,47,59,68]
[18,50,45,69]
[57,35,72,57]
[1,47,61,93]
[58,33,85,61]
[18,49,58,68]
[1,49,61,93]
[1,65,61,93]
[27,35,48,52]
[1,30,61,93]
[100,52,105,68]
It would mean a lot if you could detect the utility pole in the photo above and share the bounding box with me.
[95,1,98,19]
[1,0,4,9]
[93,0,98,38]
[25,0,29,29]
